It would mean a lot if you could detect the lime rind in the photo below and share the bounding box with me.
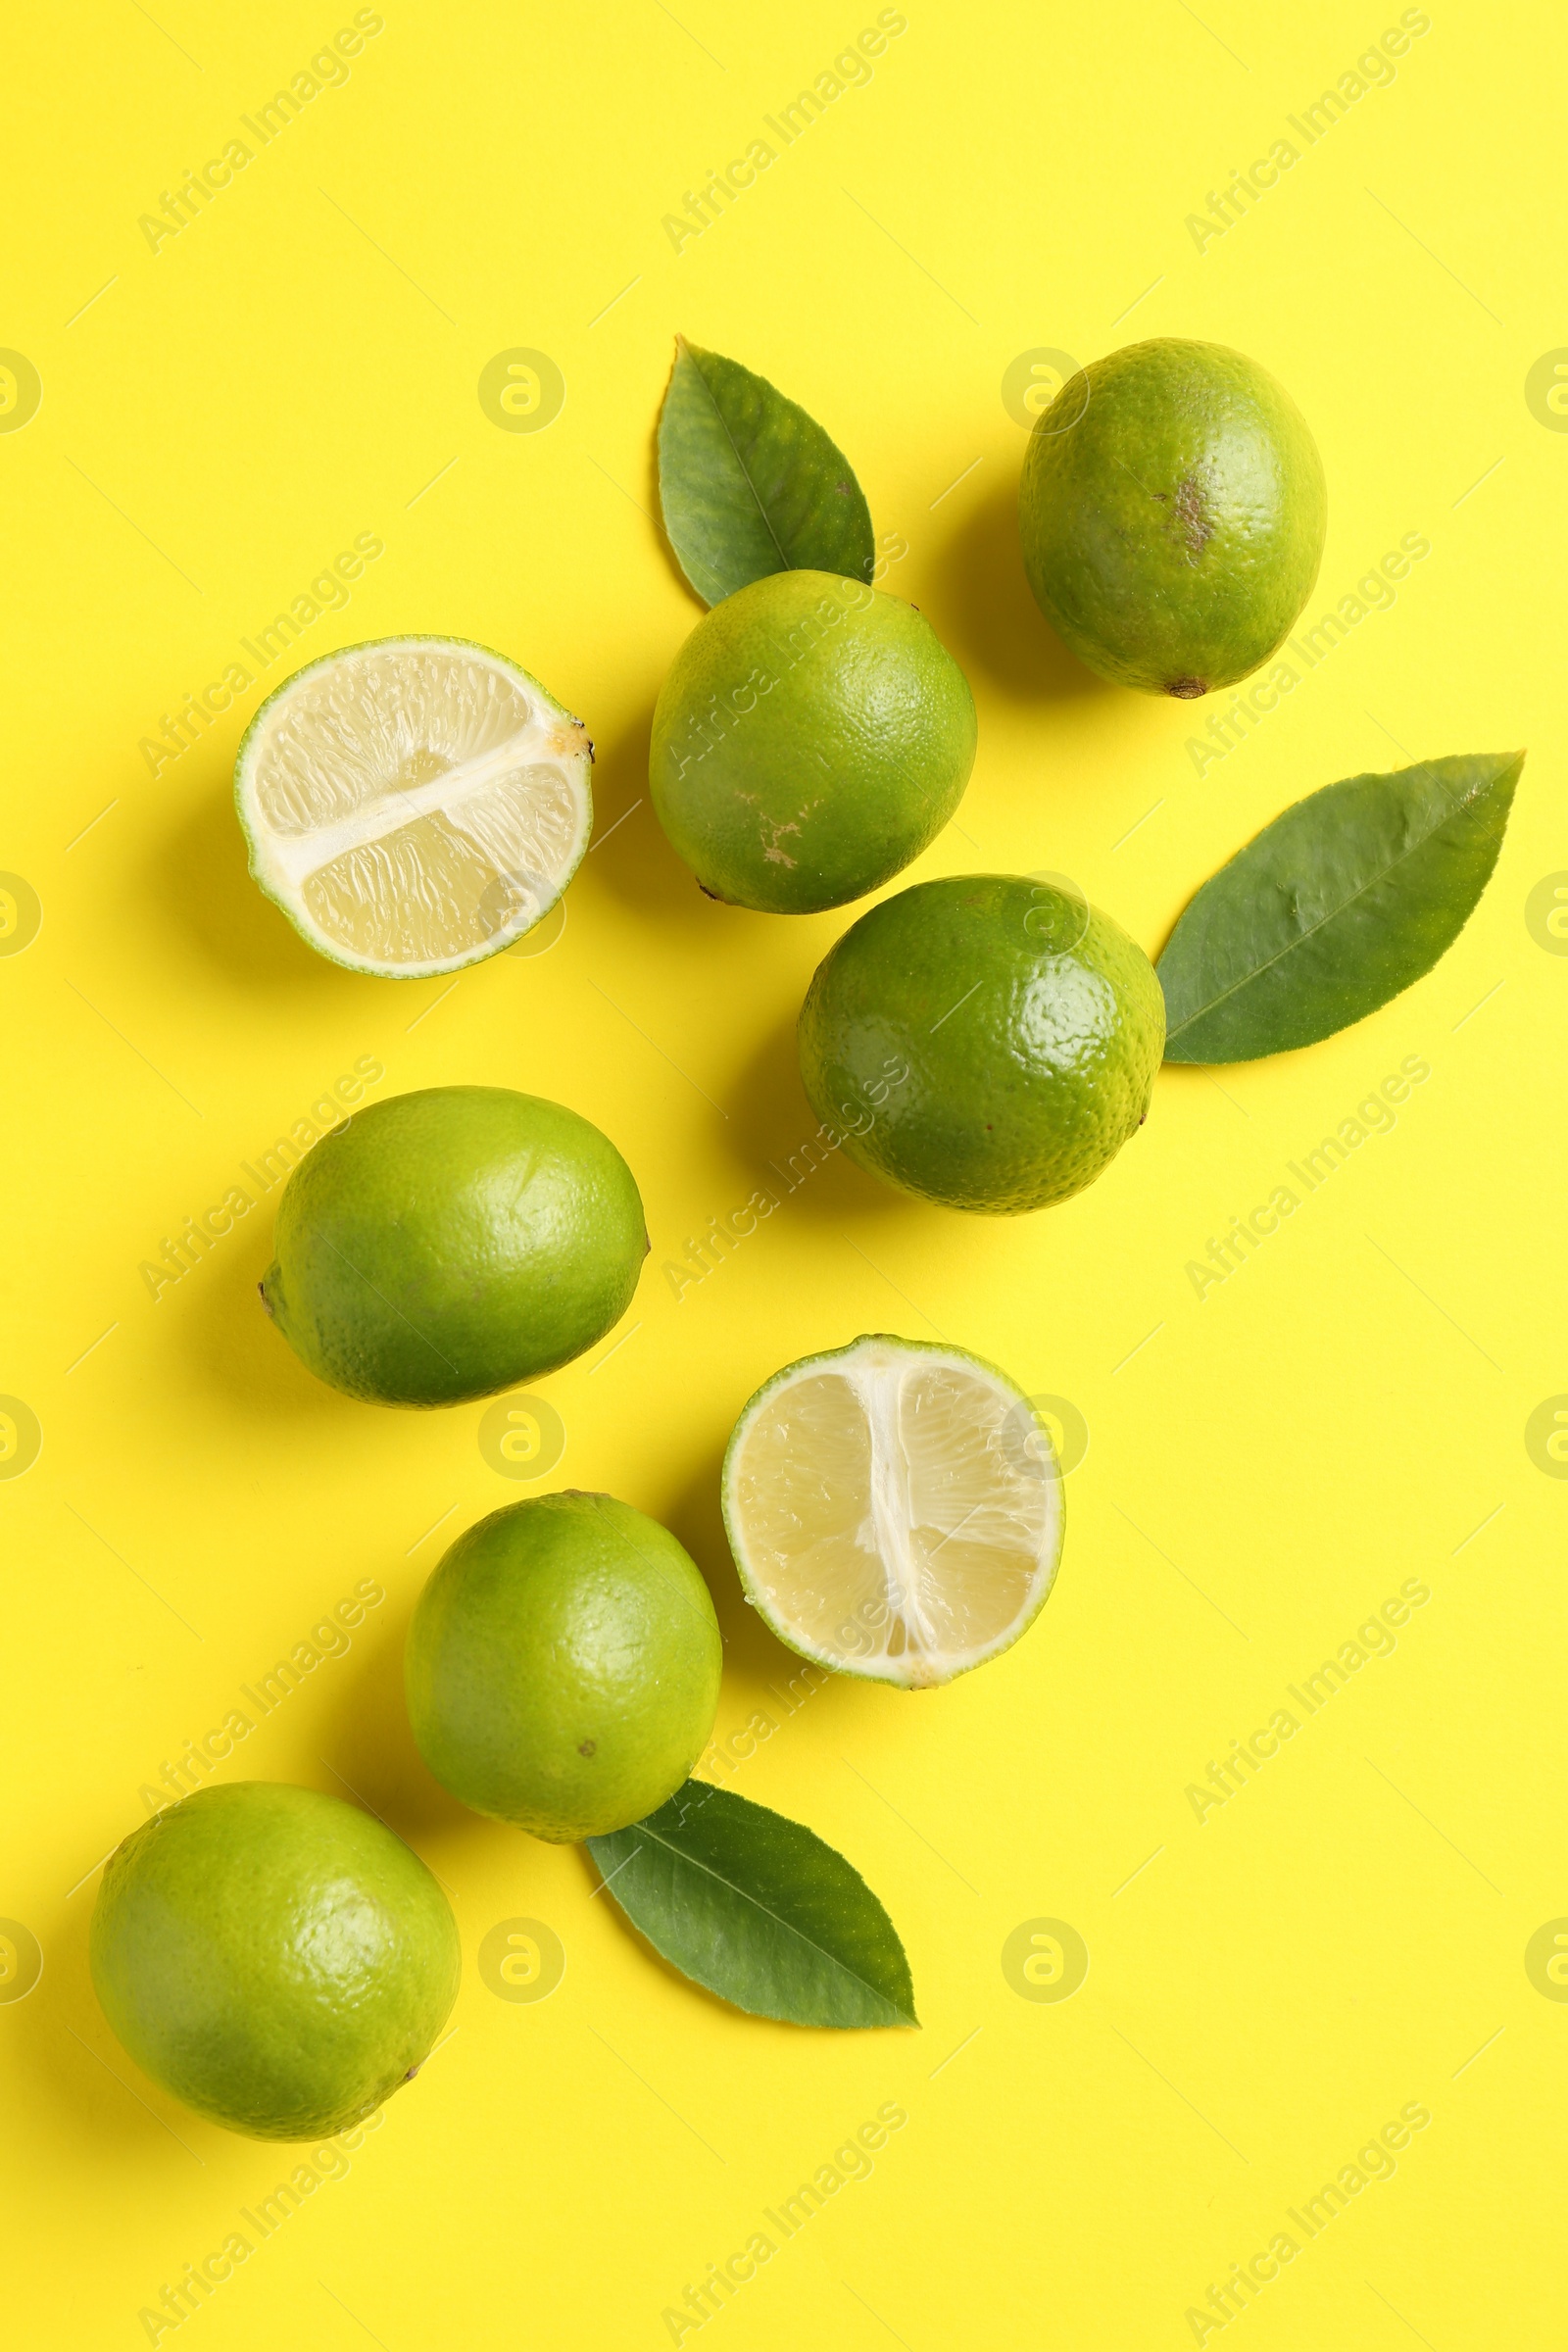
[234,633,593,980]
[88,1782,460,2140]
[722,1333,1063,1690]
[649,572,977,914]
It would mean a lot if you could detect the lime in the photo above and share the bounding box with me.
[235,636,592,975]
[1018,338,1327,697]
[89,1783,459,2141]
[405,1491,722,1841]
[798,874,1164,1213]
[723,1335,1062,1688]
[649,569,976,912]
[262,1087,646,1407]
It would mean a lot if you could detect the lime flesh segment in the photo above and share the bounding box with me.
[723,1335,1062,1689]
[235,636,592,977]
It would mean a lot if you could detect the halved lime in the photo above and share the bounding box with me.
[722,1334,1063,1689]
[235,636,593,977]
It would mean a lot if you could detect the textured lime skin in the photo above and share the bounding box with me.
[649,569,977,912]
[262,1087,647,1407]
[798,875,1165,1213]
[405,1492,722,1841]
[89,1784,460,2141]
[1018,339,1327,697]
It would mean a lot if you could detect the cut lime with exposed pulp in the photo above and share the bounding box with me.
[722,1335,1063,1689]
[235,636,593,977]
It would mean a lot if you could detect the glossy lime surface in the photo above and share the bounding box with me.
[262,1087,647,1407]
[650,568,976,912]
[89,1783,460,2141]
[406,1492,722,1841]
[798,874,1164,1213]
[1019,337,1326,696]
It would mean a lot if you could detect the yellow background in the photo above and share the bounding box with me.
[3,1,1562,2343]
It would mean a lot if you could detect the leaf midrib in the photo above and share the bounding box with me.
[614,1819,910,2020]
[684,343,792,577]
[1165,761,1506,1044]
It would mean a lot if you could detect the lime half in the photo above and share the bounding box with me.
[235,636,593,977]
[722,1334,1062,1689]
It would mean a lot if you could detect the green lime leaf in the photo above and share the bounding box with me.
[657,339,874,607]
[1158,752,1524,1063]
[587,1779,917,2029]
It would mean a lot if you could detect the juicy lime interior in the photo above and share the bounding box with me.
[237,639,592,976]
[724,1337,1061,1688]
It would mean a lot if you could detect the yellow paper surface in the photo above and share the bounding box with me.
[2,2,1561,2344]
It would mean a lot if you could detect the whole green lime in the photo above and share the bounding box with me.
[649,568,977,912]
[262,1087,647,1407]
[798,874,1165,1213]
[406,1491,722,1841]
[89,1783,460,2141]
[1018,338,1326,697]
